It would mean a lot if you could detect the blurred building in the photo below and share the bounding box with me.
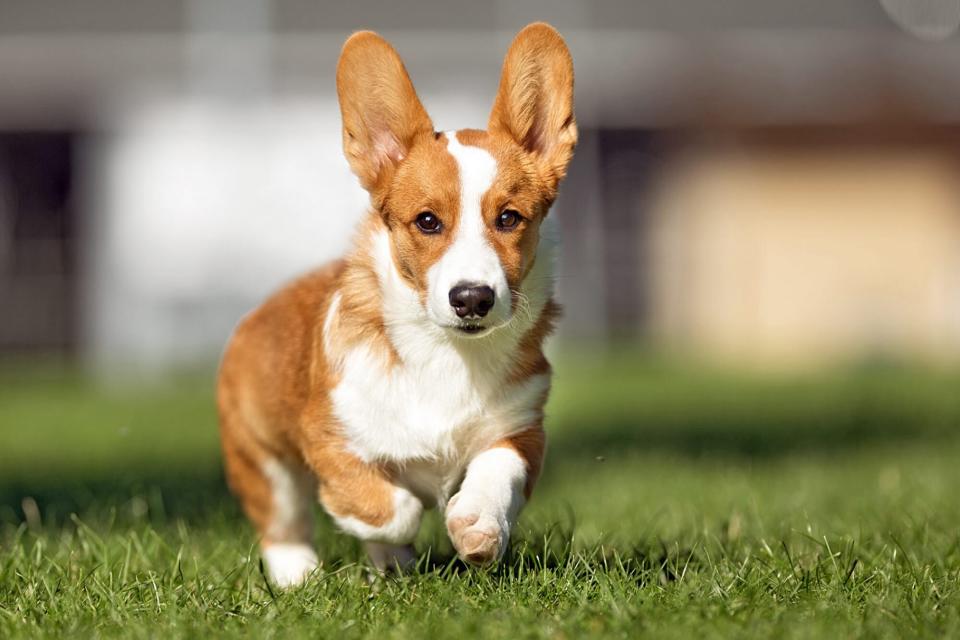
[1,0,960,371]
[645,131,960,363]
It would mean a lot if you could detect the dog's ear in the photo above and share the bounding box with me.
[337,31,434,192]
[488,23,577,187]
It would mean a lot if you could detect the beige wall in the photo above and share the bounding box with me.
[648,144,960,364]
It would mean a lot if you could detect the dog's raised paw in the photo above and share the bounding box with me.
[446,508,504,565]
[457,528,501,564]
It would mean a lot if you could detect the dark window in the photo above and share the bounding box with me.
[0,132,78,355]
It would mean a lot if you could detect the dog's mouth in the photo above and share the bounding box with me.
[428,302,509,338]
[456,323,487,335]
[447,318,507,338]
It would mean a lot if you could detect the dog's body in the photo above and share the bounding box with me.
[217,23,576,587]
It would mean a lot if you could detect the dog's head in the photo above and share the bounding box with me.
[337,23,576,338]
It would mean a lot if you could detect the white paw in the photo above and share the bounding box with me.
[445,493,509,565]
[262,543,319,587]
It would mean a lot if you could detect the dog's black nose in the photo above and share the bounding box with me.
[449,284,495,318]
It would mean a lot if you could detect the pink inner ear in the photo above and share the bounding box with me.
[372,129,405,168]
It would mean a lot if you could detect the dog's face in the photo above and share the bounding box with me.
[337,24,576,337]
[381,130,550,335]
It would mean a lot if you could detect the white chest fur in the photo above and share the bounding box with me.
[330,338,548,466]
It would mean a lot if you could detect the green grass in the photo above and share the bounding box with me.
[2,352,960,638]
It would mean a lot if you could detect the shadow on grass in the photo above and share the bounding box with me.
[2,366,959,528]
[3,418,955,530]
[548,390,960,460]
[0,465,237,528]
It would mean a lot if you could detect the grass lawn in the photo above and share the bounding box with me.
[1,351,960,638]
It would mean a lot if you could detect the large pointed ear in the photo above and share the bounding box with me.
[337,31,434,193]
[488,23,577,186]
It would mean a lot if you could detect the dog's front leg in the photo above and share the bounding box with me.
[313,446,424,573]
[445,426,545,565]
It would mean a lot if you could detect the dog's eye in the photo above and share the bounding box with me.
[496,209,522,230]
[415,212,442,234]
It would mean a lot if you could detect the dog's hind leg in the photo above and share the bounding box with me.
[219,401,319,587]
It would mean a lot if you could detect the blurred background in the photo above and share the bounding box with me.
[2,0,960,547]
[3,0,960,374]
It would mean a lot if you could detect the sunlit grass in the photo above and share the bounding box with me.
[1,352,959,637]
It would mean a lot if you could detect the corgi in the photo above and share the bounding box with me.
[217,22,576,587]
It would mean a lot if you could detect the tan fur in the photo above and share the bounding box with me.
[379,132,462,296]
[488,23,578,189]
[494,427,548,499]
[336,31,434,197]
[218,22,575,567]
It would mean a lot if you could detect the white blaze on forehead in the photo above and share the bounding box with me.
[426,132,508,326]
[444,133,496,263]
[446,133,497,213]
